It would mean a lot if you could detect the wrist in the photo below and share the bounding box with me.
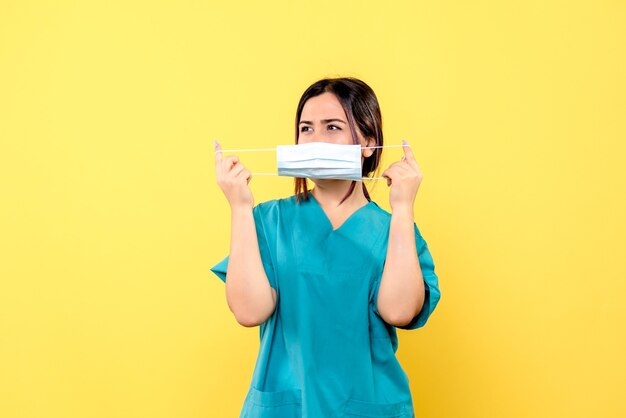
[230,202,253,215]
[391,204,414,220]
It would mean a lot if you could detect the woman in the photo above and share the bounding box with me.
[211,77,441,418]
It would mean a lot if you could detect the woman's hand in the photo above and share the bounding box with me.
[214,141,254,209]
[381,140,423,212]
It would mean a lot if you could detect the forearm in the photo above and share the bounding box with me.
[377,206,425,326]
[225,205,276,327]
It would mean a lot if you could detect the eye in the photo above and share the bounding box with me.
[300,126,311,132]
[328,125,341,131]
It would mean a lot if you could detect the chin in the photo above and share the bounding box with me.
[310,178,347,186]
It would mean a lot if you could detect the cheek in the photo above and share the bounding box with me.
[337,132,356,144]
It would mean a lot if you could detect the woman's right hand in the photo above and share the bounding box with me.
[214,141,254,209]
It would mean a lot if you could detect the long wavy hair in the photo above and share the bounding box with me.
[294,77,384,204]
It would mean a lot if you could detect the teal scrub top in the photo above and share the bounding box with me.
[210,193,441,418]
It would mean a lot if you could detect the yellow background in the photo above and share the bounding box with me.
[1,1,624,417]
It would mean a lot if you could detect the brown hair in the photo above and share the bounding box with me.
[294,77,384,204]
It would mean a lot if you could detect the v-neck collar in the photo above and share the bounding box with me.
[307,191,374,232]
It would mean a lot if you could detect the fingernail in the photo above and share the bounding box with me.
[402,139,409,146]
[214,140,219,150]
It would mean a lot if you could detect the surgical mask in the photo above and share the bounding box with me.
[276,142,363,181]
[215,141,406,181]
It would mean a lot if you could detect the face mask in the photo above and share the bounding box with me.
[276,142,363,181]
[215,141,406,180]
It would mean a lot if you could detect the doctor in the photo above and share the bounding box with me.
[212,76,441,418]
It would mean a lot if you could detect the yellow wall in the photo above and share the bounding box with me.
[1,1,624,417]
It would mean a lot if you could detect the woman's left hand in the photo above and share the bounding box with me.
[381,140,423,211]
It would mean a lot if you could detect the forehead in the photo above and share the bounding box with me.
[300,92,347,120]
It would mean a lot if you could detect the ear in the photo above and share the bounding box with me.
[362,136,376,158]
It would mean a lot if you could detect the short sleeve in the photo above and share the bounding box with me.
[372,223,441,330]
[209,204,276,289]
[210,255,229,283]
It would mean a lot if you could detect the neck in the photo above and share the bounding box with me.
[310,180,368,208]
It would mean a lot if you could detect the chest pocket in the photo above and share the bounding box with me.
[241,387,302,418]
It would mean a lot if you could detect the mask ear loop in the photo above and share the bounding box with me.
[214,143,407,180]
[215,147,276,153]
[361,145,405,149]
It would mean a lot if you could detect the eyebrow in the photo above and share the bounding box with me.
[299,119,346,125]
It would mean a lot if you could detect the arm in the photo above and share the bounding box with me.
[378,140,425,327]
[377,207,425,327]
[215,141,276,327]
[226,206,276,327]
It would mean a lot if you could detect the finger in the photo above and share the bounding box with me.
[401,140,419,169]
[228,161,243,177]
[381,168,395,187]
[394,163,421,181]
[221,155,240,171]
[383,164,413,185]
[412,159,422,176]
[214,140,222,165]
[236,168,251,183]
[403,152,420,172]
[396,163,412,173]
[401,145,420,172]
[244,170,252,184]
[387,161,406,171]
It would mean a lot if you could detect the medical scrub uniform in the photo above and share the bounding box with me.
[210,193,441,418]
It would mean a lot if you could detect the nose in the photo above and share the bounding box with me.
[310,129,332,144]
[310,132,322,143]
[299,130,326,144]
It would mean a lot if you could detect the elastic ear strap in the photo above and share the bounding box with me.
[219,142,404,179]
[250,172,387,180]
[362,145,406,149]
[215,147,276,153]
[216,144,406,153]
